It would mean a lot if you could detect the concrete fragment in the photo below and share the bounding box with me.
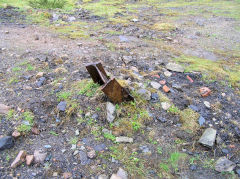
[215,157,236,172]
[198,128,216,147]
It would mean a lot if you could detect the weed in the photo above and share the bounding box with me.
[12,67,21,72]
[175,139,185,145]
[17,124,32,133]
[168,105,180,114]
[8,77,19,84]
[29,0,66,9]
[78,80,100,97]
[7,109,15,120]
[22,112,34,125]
[159,163,169,172]
[26,64,34,71]
[132,121,141,131]
[103,133,116,142]
[179,108,200,132]
[157,147,163,155]
[49,131,59,136]
[56,91,72,101]
[69,137,78,144]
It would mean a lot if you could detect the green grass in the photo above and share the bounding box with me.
[12,67,21,72]
[29,0,67,9]
[174,55,240,88]
[103,133,116,142]
[69,137,78,144]
[56,91,72,101]
[78,79,100,97]
[17,124,32,132]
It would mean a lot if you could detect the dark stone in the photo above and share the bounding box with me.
[189,105,199,112]
[234,127,240,137]
[236,169,240,177]
[57,101,67,112]
[94,143,107,151]
[91,114,99,120]
[157,117,166,123]
[36,77,46,87]
[190,164,197,171]
[79,151,91,165]
[222,148,229,155]
[45,153,52,161]
[0,136,14,151]
[151,93,159,103]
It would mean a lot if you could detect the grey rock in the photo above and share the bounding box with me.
[189,105,199,112]
[198,128,217,147]
[198,116,206,126]
[216,135,223,145]
[136,89,151,101]
[102,128,112,134]
[0,103,10,114]
[52,13,59,21]
[117,168,128,179]
[75,129,80,136]
[215,157,236,172]
[204,101,211,108]
[98,174,109,179]
[139,145,150,153]
[190,164,197,171]
[161,102,171,110]
[44,145,51,149]
[116,136,133,143]
[68,16,76,22]
[73,150,79,156]
[151,93,159,103]
[36,77,46,87]
[79,151,91,165]
[164,71,172,77]
[166,63,184,73]
[34,150,47,163]
[157,117,166,123]
[236,169,240,177]
[94,143,107,151]
[106,102,116,123]
[87,150,96,159]
[0,136,14,151]
[57,101,67,112]
[150,81,161,89]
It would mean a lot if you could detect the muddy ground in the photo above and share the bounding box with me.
[0,1,240,179]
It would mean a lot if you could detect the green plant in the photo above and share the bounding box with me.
[7,109,15,120]
[12,67,21,72]
[167,105,180,114]
[132,121,141,131]
[50,131,59,136]
[78,80,100,97]
[29,0,66,9]
[56,91,72,101]
[103,133,116,141]
[26,64,34,71]
[17,124,32,132]
[69,137,78,144]
[159,163,169,172]
[157,147,163,155]
[23,111,34,124]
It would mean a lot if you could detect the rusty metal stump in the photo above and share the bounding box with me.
[86,62,134,104]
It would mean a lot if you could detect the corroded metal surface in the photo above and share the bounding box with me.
[86,62,134,103]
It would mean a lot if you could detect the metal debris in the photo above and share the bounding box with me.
[86,62,134,103]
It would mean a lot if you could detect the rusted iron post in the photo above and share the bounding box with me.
[86,62,134,104]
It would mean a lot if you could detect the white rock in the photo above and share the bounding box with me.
[117,168,128,179]
[116,137,133,143]
[161,102,171,110]
[150,81,161,89]
[164,71,172,77]
[75,129,80,136]
[106,102,116,123]
[204,101,211,108]
[166,63,184,72]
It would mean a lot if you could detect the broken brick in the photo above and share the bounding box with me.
[159,80,166,85]
[163,85,170,93]
[187,75,194,83]
[12,130,21,138]
[31,127,40,135]
[200,87,211,97]
[11,150,27,168]
[26,155,34,166]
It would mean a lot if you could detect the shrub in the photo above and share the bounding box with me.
[29,0,66,9]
